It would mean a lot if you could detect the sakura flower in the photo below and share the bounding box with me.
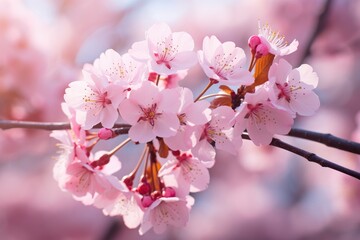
[129,23,197,75]
[234,88,294,146]
[64,66,126,129]
[267,58,320,116]
[159,152,210,197]
[94,49,146,87]
[139,195,194,235]
[198,35,254,86]
[192,106,239,167]
[118,81,180,143]
[164,87,211,151]
[56,150,121,201]
[250,21,299,56]
[94,178,144,229]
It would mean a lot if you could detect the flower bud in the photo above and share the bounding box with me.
[137,182,151,195]
[255,43,269,58]
[98,128,113,140]
[141,196,154,208]
[162,187,176,197]
[248,35,261,51]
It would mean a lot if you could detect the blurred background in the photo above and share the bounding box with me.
[1,0,360,239]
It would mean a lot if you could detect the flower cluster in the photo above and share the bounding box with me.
[52,22,320,235]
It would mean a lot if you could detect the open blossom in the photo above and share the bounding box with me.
[249,21,299,57]
[192,106,239,167]
[198,35,254,85]
[159,152,210,197]
[234,88,294,146]
[55,149,121,201]
[164,87,211,151]
[93,49,146,87]
[94,179,144,229]
[139,196,194,235]
[267,59,320,116]
[129,23,197,75]
[118,81,180,143]
[64,66,126,129]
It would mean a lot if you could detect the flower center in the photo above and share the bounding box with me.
[138,103,161,126]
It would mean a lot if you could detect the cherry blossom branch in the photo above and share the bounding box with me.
[0,120,130,131]
[288,128,360,154]
[242,134,360,180]
[0,120,71,130]
[2,119,360,180]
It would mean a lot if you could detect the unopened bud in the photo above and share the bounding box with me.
[137,182,151,195]
[98,128,113,140]
[248,35,261,51]
[162,187,176,197]
[255,43,269,58]
[141,196,154,208]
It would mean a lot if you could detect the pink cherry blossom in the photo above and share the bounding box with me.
[267,59,320,116]
[93,49,146,87]
[93,178,144,229]
[129,23,197,75]
[139,196,194,235]
[56,150,121,200]
[193,106,240,166]
[198,35,254,85]
[164,87,211,151]
[159,152,210,197]
[234,88,294,146]
[64,66,126,129]
[255,21,299,56]
[118,81,180,143]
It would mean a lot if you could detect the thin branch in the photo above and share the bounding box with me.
[288,128,360,155]
[0,120,71,131]
[300,0,333,64]
[0,120,130,131]
[242,134,360,180]
[2,119,360,180]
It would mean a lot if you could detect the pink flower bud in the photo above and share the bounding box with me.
[151,190,162,200]
[122,175,134,190]
[141,196,154,208]
[137,182,151,195]
[255,43,269,58]
[248,35,261,50]
[98,128,113,140]
[162,187,176,198]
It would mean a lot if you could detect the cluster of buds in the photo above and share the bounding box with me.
[51,22,320,235]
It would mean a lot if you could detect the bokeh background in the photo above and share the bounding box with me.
[1,0,360,239]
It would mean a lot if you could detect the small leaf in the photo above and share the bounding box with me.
[210,95,232,108]
[219,85,233,94]
[158,138,169,158]
[248,53,275,91]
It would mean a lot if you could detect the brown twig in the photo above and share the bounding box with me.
[288,128,360,155]
[0,120,130,131]
[242,134,360,180]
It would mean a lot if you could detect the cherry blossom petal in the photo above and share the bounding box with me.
[129,121,155,143]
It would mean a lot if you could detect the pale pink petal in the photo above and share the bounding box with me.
[129,40,150,61]
[118,99,142,125]
[153,112,180,138]
[100,106,119,128]
[129,121,155,143]
[185,100,211,126]
[130,81,159,107]
[297,64,318,88]
[247,119,273,146]
[290,91,320,116]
